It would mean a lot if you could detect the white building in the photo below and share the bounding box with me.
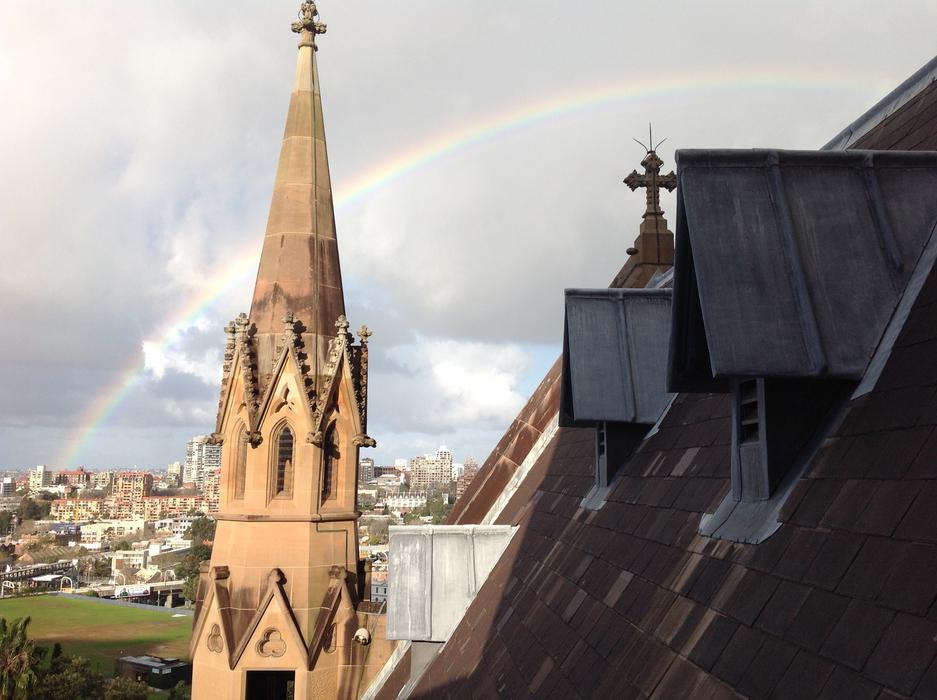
[154,516,199,538]
[0,478,15,496]
[410,447,454,491]
[28,465,53,495]
[384,492,428,511]
[183,435,221,489]
[80,519,147,544]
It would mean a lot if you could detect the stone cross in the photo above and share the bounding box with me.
[292,1,327,37]
[623,150,677,218]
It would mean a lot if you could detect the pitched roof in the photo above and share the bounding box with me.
[670,149,937,391]
[400,55,937,700]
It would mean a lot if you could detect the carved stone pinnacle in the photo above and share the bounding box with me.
[291,1,327,40]
[358,325,372,343]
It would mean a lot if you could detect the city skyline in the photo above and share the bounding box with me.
[2,1,936,469]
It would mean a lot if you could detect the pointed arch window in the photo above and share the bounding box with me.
[234,427,248,500]
[322,423,339,502]
[274,425,294,498]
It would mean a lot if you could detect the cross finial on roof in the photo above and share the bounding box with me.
[623,123,677,218]
[292,1,327,48]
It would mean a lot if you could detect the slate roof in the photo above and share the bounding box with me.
[397,56,937,700]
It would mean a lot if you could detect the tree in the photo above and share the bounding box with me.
[112,541,131,551]
[102,677,148,700]
[34,655,104,700]
[16,498,50,521]
[184,517,215,546]
[0,513,12,535]
[175,543,213,603]
[168,681,191,700]
[0,617,43,700]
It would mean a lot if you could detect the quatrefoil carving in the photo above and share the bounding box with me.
[257,628,286,658]
[207,623,223,653]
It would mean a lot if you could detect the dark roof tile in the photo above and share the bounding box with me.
[784,588,849,652]
[773,651,835,700]
[908,428,937,479]
[822,599,895,671]
[688,614,739,672]
[712,624,765,687]
[786,479,843,528]
[864,613,937,695]
[718,569,780,626]
[838,536,905,600]
[737,635,799,699]
[820,480,879,531]
[649,655,711,700]
[802,531,864,591]
[742,525,794,574]
[878,543,937,615]
[688,557,733,605]
[773,528,825,581]
[894,482,937,544]
[853,481,921,536]
[817,666,881,700]
[754,579,811,638]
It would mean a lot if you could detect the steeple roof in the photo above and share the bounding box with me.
[249,1,345,339]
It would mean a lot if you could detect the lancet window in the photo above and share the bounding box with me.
[274,424,294,498]
[321,423,339,502]
[234,427,248,500]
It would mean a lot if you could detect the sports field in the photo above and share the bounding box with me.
[0,595,191,673]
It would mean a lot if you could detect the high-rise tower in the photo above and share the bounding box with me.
[190,4,391,697]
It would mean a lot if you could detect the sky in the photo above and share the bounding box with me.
[1,1,935,471]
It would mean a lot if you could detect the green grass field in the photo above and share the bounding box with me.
[0,596,191,674]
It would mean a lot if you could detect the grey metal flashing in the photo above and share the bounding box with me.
[766,153,827,375]
[824,54,937,151]
[670,148,937,392]
[386,525,517,643]
[561,288,674,426]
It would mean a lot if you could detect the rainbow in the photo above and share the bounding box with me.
[56,68,885,467]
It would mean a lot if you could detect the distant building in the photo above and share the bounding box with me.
[90,471,113,490]
[80,519,146,544]
[115,656,192,691]
[394,458,407,469]
[384,492,428,511]
[0,478,15,496]
[456,458,479,502]
[28,465,53,495]
[359,457,375,482]
[154,515,198,538]
[110,495,205,521]
[50,497,103,522]
[54,468,91,488]
[203,467,221,514]
[184,435,221,490]
[113,471,153,500]
[167,461,183,485]
[410,447,453,491]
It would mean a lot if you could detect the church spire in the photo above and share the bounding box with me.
[249,0,344,341]
[609,131,677,288]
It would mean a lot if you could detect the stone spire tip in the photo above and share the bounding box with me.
[292,1,327,49]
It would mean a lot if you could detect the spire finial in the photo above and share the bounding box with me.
[623,126,676,218]
[292,1,327,49]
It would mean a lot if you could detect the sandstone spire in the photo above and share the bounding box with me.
[249,0,344,343]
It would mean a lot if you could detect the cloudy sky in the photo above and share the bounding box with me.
[1,1,934,471]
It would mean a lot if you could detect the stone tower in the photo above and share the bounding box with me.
[190,4,392,698]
